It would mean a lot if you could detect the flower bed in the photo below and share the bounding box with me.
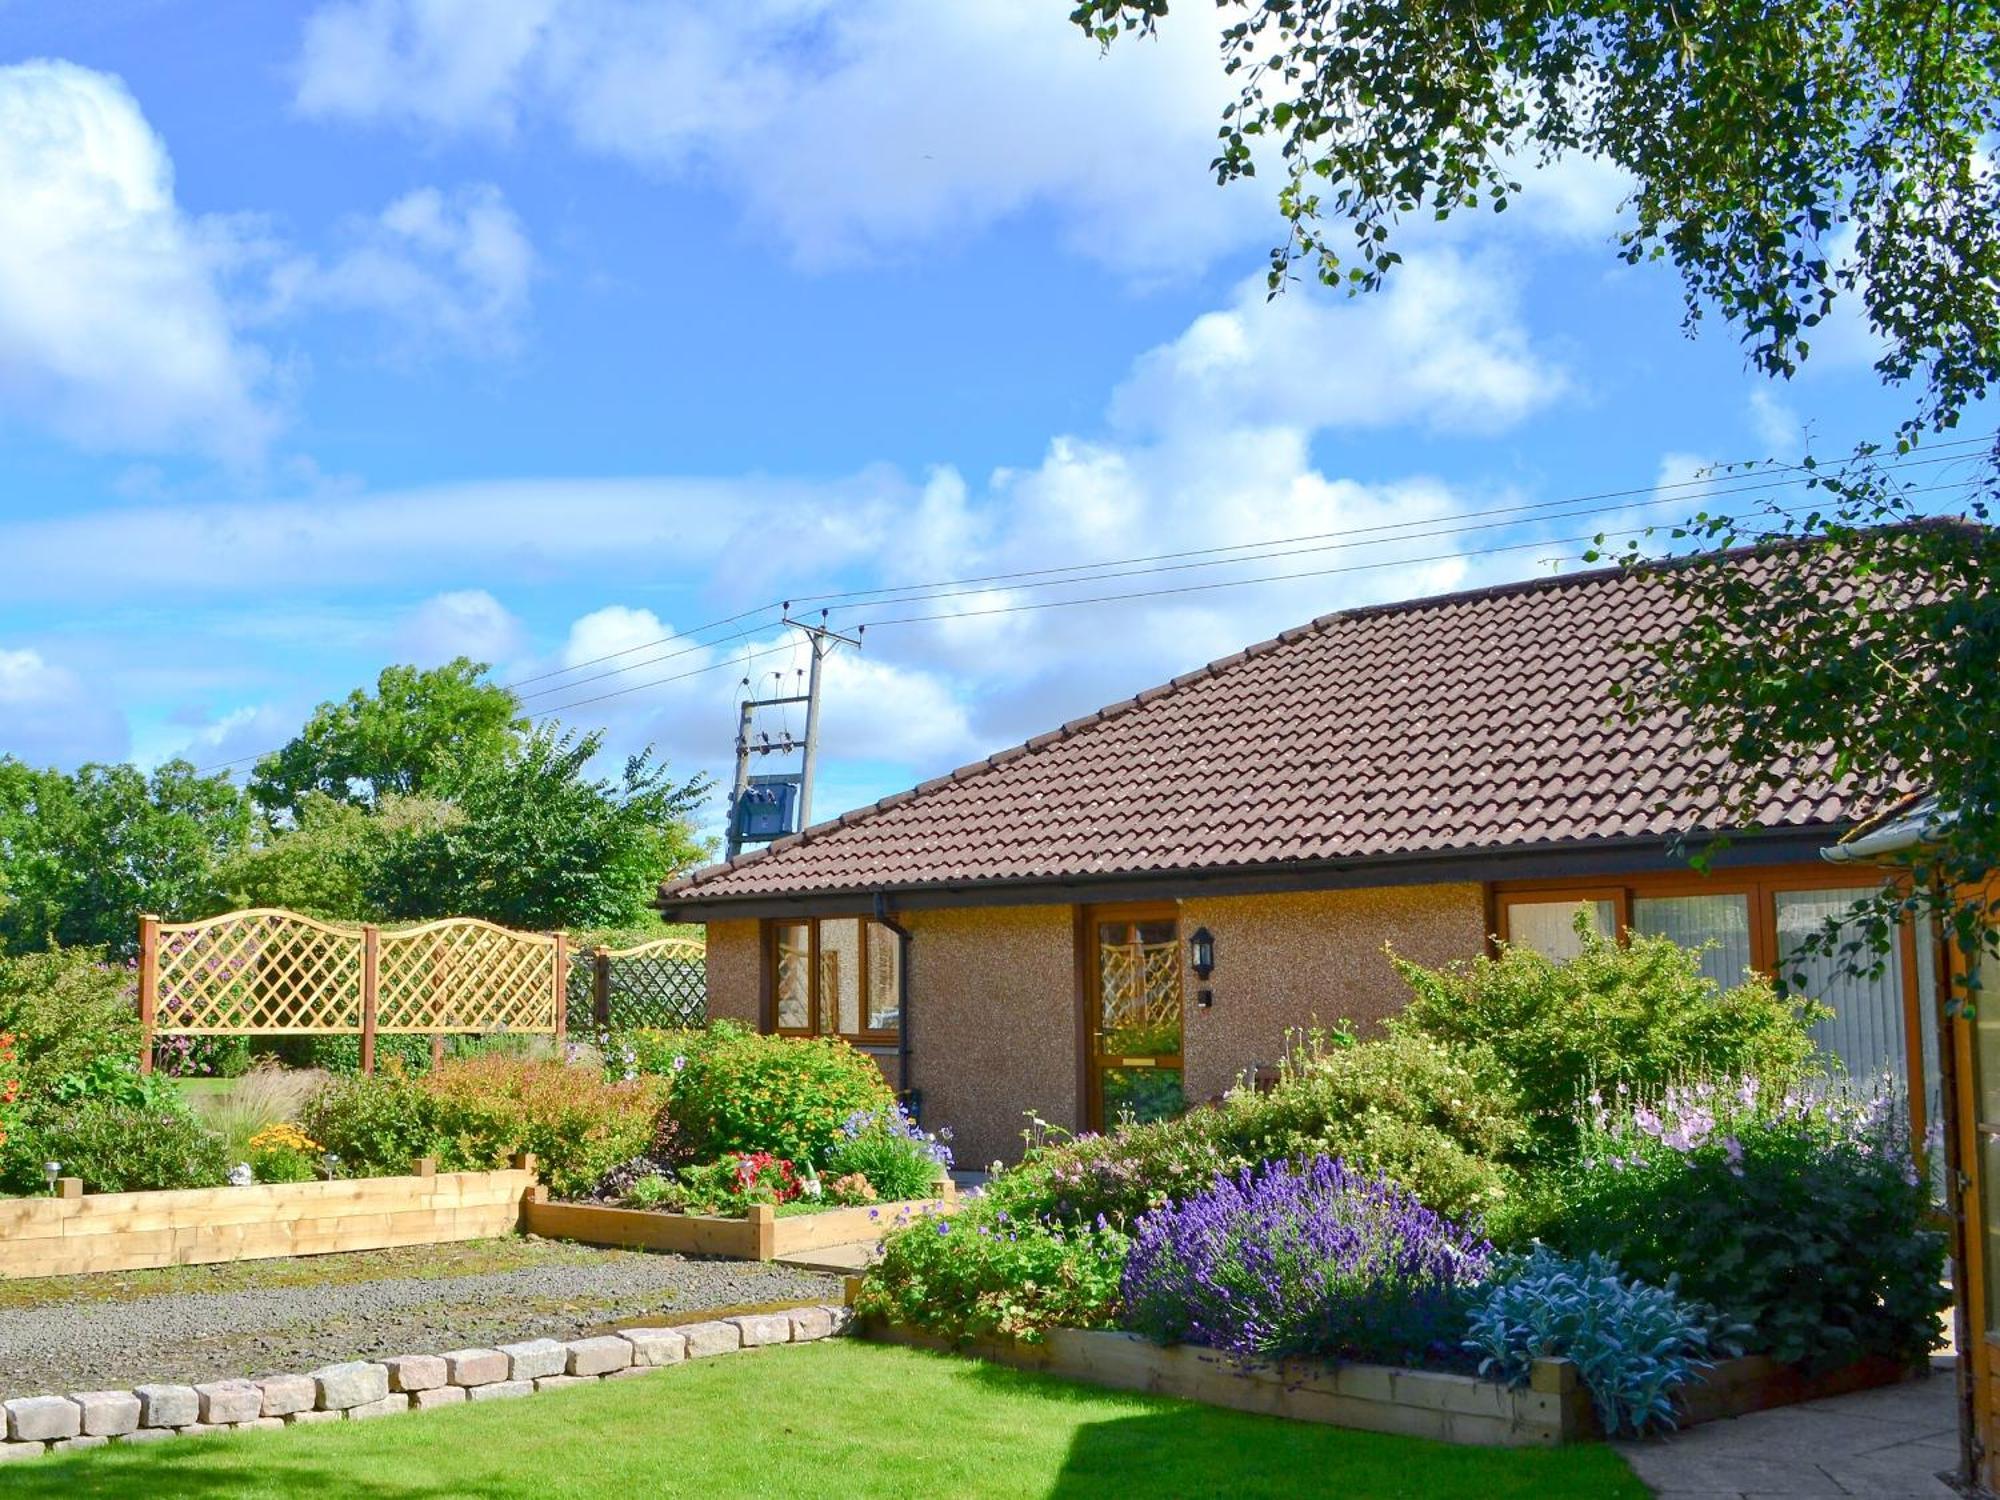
[521,1182,955,1262]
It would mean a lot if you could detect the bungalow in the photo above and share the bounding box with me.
[657,555,1940,1168]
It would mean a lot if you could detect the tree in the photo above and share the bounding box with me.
[218,793,462,921]
[0,759,252,957]
[249,659,522,819]
[1593,465,2000,999]
[1072,1,2000,433]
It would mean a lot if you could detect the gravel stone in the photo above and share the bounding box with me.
[196,1380,262,1425]
[312,1362,388,1411]
[382,1355,446,1393]
[679,1320,742,1358]
[7,1395,79,1442]
[135,1384,198,1428]
[622,1328,686,1367]
[498,1339,567,1381]
[71,1390,140,1437]
[565,1336,631,1376]
[258,1375,316,1417]
[0,1246,836,1400]
[466,1379,532,1402]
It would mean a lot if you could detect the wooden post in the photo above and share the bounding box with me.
[411,1156,437,1179]
[592,946,612,1030]
[360,924,380,1075]
[430,1033,444,1070]
[136,914,160,1076]
[749,1203,776,1261]
[57,1177,82,1201]
[552,931,569,1050]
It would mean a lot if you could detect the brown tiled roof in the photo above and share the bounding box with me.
[658,552,1863,909]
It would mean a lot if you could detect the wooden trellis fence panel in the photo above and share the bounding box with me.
[569,936,707,1032]
[139,909,567,1074]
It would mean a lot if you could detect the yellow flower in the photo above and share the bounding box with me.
[249,1122,322,1154]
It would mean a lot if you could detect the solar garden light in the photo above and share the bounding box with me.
[42,1160,60,1195]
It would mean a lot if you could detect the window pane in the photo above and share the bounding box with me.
[865,922,900,1034]
[1102,1067,1185,1127]
[1505,900,1615,961]
[819,919,862,1036]
[1776,889,1907,1091]
[773,922,810,1030]
[1632,893,1754,990]
[1097,919,1181,1056]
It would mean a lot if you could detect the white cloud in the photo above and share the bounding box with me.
[0,60,278,462]
[0,646,129,767]
[401,589,526,666]
[1748,387,1802,455]
[263,184,535,356]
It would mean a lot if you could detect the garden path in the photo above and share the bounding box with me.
[1616,1359,1959,1499]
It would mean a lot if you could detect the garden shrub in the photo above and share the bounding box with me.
[1394,924,1824,1162]
[1120,1156,1493,1367]
[43,1054,183,1111]
[246,1122,322,1184]
[5,1097,228,1193]
[0,947,140,1089]
[986,1106,1239,1229]
[300,1065,445,1179]
[648,1021,894,1166]
[1546,1080,1948,1372]
[1466,1246,1735,1436]
[308,1033,437,1076]
[419,1057,664,1198]
[820,1104,953,1200]
[855,1198,1129,1343]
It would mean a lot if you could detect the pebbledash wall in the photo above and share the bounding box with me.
[705,883,1486,1167]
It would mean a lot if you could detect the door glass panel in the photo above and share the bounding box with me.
[773,922,811,1030]
[865,922,900,1034]
[1505,900,1615,960]
[1776,889,1908,1091]
[1632,893,1755,989]
[819,919,862,1035]
[1102,1067,1186,1127]
[1097,920,1182,1057]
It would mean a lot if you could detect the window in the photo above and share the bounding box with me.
[1497,896,1616,960]
[1776,888,1909,1093]
[767,918,900,1042]
[1631,893,1755,989]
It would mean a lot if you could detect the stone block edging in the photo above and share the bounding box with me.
[0,1304,851,1461]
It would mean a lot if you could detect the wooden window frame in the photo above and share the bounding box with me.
[1492,862,1928,1150]
[762,917,900,1046]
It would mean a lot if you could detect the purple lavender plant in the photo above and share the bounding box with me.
[1122,1156,1493,1367]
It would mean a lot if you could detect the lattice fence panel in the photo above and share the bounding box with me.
[377,919,559,1033]
[573,938,707,1031]
[156,910,365,1033]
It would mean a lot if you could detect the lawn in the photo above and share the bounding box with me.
[14,1339,1646,1499]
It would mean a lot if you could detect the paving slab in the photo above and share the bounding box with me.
[773,1241,879,1275]
[1616,1361,1960,1500]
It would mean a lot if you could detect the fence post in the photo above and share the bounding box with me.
[593,947,611,1030]
[360,924,380,1075]
[137,913,160,1076]
[552,931,568,1051]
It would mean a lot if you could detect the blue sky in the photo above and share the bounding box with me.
[0,0,1980,841]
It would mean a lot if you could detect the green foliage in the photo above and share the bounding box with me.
[1394,923,1823,1163]
[1072,2,2000,434]
[302,1057,665,1198]
[856,1197,1130,1343]
[0,947,142,1090]
[44,1055,181,1111]
[1601,500,2000,1006]
[4,1097,227,1194]
[1547,1084,1948,1372]
[991,1028,1527,1234]
[0,760,250,957]
[624,1172,677,1209]
[219,794,462,920]
[307,1033,437,1077]
[822,1114,948,1201]
[249,658,522,819]
[643,1022,895,1166]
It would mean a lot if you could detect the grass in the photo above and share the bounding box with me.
[16,1339,1644,1499]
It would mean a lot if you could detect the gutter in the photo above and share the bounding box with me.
[872,892,916,1121]
[1820,795,1944,863]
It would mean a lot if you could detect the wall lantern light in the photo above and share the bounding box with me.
[1188,927,1216,981]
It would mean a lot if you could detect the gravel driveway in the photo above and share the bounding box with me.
[0,1237,840,1399]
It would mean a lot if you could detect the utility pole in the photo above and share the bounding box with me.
[722,612,860,859]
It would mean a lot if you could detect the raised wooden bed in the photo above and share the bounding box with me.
[857,1318,1925,1448]
[522,1184,954,1263]
[0,1159,537,1280]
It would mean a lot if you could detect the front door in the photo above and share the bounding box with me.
[1087,906,1186,1130]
